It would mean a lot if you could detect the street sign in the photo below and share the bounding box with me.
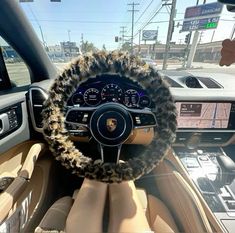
[142,30,158,41]
[181,16,220,32]
[184,2,223,19]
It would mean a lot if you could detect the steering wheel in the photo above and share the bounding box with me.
[42,52,177,183]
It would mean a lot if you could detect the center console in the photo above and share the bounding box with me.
[175,147,235,232]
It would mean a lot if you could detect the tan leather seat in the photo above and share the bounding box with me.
[138,189,179,233]
[35,189,179,233]
[155,159,213,233]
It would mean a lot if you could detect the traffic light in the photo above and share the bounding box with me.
[184,33,191,44]
[115,36,119,42]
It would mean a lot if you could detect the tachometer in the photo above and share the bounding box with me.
[124,89,139,108]
[84,88,101,106]
[101,84,123,102]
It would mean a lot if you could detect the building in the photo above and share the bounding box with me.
[133,43,186,59]
[47,45,63,60]
[133,41,223,63]
[60,41,80,57]
[194,41,222,63]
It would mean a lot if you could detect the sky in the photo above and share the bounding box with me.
[18,0,235,50]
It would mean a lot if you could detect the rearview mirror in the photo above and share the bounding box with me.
[227,5,235,12]
[218,0,235,5]
[218,0,235,12]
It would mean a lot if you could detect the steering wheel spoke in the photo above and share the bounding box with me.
[99,144,122,164]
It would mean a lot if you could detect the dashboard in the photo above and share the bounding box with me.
[67,74,153,109]
[28,70,235,146]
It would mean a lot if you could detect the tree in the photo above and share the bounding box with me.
[81,41,98,53]
[121,42,131,53]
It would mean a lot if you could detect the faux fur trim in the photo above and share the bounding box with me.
[42,51,177,183]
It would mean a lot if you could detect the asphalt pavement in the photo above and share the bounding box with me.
[5,61,235,87]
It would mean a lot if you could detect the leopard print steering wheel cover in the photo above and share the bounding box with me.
[42,51,177,183]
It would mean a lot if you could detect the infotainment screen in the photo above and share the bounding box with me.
[176,102,235,130]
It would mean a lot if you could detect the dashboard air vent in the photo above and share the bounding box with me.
[163,76,183,88]
[175,132,233,145]
[185,76,203,88]
[29,88,48,132]
[197,77,223,89]
[200,133,233,144]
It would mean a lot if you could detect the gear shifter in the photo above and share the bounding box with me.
[217,155,235,185]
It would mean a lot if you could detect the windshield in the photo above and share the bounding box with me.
[18,0,235,73]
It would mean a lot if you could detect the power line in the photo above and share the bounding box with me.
[132,4,164,39]
[29,19,134,23]
[27,5,47,49]
[135,0,154,24]
[126,0,154,35]
[129,0,169,41]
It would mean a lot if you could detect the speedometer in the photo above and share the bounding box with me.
[84,88,101,106]
[101,84,123,102]
[124,89,139,108]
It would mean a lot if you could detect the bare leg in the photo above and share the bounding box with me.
[108,181,151,233]
[65,178,107,233]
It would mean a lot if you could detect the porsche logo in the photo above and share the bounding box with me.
[106,118,117,132]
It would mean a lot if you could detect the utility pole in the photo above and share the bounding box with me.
[186,0,206,68]
[198,31,204,44]
[68,30,71,42]
[39,25,47,51]
[80,33,84,53]
[68,30,72,57]
[120,26,127,47]
[230,21,235,39]
[162,0,176,70]
[211,30,215,42]
[128,2,139,55]
[138,30,141,54]
[153,26,159,59]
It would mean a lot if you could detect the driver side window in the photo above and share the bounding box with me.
[0,37,30,87]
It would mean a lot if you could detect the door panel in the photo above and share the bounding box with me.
[0,141,58,232]
[0,92,30,154]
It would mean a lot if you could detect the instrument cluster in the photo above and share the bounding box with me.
[67,75,152,109]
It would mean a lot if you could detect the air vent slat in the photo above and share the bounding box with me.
[175,132,233,144]
[29,88,48,131]
[197,77,222,89]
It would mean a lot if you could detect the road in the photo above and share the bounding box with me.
[162,62,235,75]
[5,61,235,87]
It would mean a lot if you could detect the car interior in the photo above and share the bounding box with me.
[1,0,235,233]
